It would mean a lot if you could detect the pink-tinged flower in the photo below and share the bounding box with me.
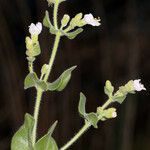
[83,13,101,26]
[29,22,42,35]
[133,79,146,91]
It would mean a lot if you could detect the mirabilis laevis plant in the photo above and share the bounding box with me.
[11,0,146,150]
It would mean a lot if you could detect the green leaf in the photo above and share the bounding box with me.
[24,73,48,91]
[104,80,114,97]
[48,121,58,136]
[47,66,77,91]
[66,28,83,39]
[36,81,48,91]
[11,113,35,150]
[24,73,38,89]
[35,121,58,150]
[86,113,99,128]
[43,11,57,35]
[43,11,53,28]
[35,136,58,150]
[78,92,87,117]
[113,91,126,104]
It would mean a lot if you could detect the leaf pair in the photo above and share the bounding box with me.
[78,93,99,128]
[11,114,58,150]
[24,66,76,92]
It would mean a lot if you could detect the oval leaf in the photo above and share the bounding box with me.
[11,113,35,150]
[78,92,86,118]
[47,66,77,91]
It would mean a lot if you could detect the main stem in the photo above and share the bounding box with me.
[32,32,61,146]
[32,1,60,145]
[60,99,112,150]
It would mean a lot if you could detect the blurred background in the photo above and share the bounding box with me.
[0,0,150,149]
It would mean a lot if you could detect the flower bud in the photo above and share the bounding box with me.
[61,14,70,28]
[105,108,117,119]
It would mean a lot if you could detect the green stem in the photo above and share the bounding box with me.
[31,1,61,146]
[101,98,112,109]
[32,88,43,145]
[60,122,91,150]
[53,0,59,29]
[28,61,34,73]
[44,32,61,81]
[60,99,112,150]
[32,32,61,146]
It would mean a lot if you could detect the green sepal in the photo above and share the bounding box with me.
[25,38,41,58]
[69,13,84,29]
[35,121,58,150]
[11,113,35,150]
[113,90,126,104]
[65,28,83,39]
[86,113,99,128]
[124,80,135,94]
[104,80,114,97]
[24,73,38,89]
[78,92,87,118]
[47,66,77,91]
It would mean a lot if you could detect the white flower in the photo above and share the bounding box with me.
[133,79,146,91]
[83,13,101,26]
[29,22,42,35]
[112,112,117,118]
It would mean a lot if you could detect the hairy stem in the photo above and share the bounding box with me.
[31,1,60,145]
[60,99,112,150]
[44,32,61,81]
[32,32,61,145]
[53,0,59,29]
[60,122,91,150]
[32,88,43,145]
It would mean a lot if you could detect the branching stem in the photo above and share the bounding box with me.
[60,99,112,150]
